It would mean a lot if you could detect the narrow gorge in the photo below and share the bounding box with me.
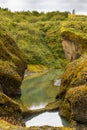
[0,8,87,130]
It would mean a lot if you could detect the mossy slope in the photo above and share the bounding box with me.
[0,30,26,97]
[0,92,25,126]
[0,31,27,127]
[57,55,87,128]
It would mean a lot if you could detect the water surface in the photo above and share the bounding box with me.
[21,69,63,107]
[29,103,47,110]
[22,69,69,127]
[25,112,63,127]
[25,104,70,127]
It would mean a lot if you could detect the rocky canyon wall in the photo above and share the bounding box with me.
[0,30,27,126]
[61,31,87,61]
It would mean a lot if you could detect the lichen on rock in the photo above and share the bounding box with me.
[61,30,87,61]
[0,92,25,126]
[57,55,87,128]
[0,30,27,127]
[0,30,27,98]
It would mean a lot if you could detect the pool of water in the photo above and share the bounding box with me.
[22,69,69,127]
[25,111,63,127]
[21,69,63,107]
[25,104,69,127]
[29,103,47,110]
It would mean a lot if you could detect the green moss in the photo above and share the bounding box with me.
[61,15,87,39]
[66,85,87,103]
[58,55,87,95]
[0,30,27,126]
[0,9,68,67]
[0,119,27,130]
[0,92,21,111]
[57,55,87,126]
[0,9,87,66]
[61,15,87,55]
[0,92,25,126]
[61,31,87,53]
[60,100,71,120]
[0,119,73,130]
[0,31,26,97]
[60,85,87,121]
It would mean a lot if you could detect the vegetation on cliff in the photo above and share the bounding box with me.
[0,30,26,97]
[61,15,87,54]
[0,7,87,129]
[0,8,69,67]
[0,8,87,67]
[56,55,87,128]
[0,92,24,126]
[0,30,27,128]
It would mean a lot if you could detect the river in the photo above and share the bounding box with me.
[25,111,63,127]
[21,69,63,107]
[24,103,69,127]
[21,69,69,127]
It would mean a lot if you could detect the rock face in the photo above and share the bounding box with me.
[0,31,26,98]
[0,92,24,126]
[0,31,27,126]
[61,31,87,61]
[57,55,87,128]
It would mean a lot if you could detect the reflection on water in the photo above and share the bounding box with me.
[25,104,70,127]
[25,112,63,127]
[22,69,67,127]
[21,69,63,107]
[54,79,61,86]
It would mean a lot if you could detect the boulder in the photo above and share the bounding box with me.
[0,92,25,126]
[61,31,87,61]
[0,30,27,126]
[0,31,26,98]
[57,55,87,128]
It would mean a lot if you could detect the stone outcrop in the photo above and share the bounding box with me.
[56,55,87,129]
[61,31,87,61]
[0,92,24,126]
[27,126,73,130]
[0,31,26,98]
[0,30,27,127]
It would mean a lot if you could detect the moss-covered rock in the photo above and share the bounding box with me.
[0,120,73,130]
[0,92,25,126]
[0,30,26,98]
[27,126,73,130]
[65,85,87,123]
[56,55,87,128]
[61,31,87,61]
[0,31,27,127]
[58,55,87,96]
[61,15,87,62]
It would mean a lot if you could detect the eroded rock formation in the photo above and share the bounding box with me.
[0,31,27,127]
[61,31,87,61]
[0,31,26,98]
[57,55,87,129]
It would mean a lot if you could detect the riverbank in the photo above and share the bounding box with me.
[23,100,70,128]
[23,100,60,119]
[21,68,66,127]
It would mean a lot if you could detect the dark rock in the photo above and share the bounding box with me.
[0,31,27,98]
[0,31,27,126]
